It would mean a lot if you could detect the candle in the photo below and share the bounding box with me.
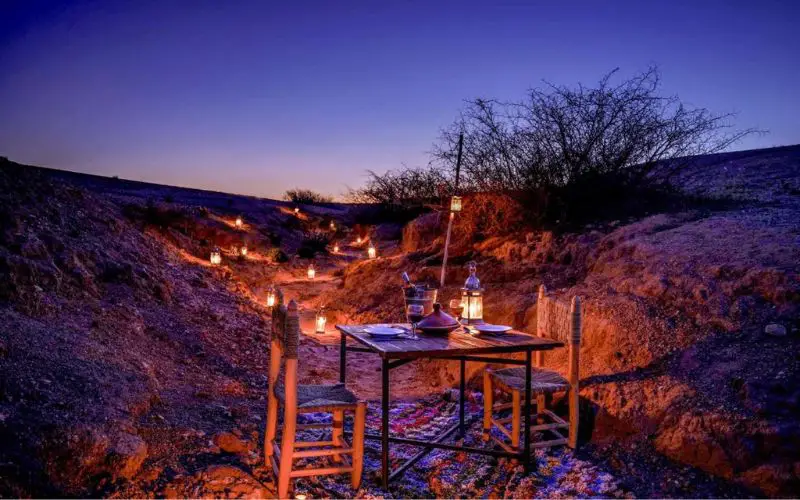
[210,248,222,265]
[315,308,327,333]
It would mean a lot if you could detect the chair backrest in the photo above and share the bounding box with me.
[536,285,582,384]
[536,284,582,346]
[271,288,300,359]
[269,288,300,418]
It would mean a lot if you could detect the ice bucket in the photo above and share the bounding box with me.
[402,285,438,316]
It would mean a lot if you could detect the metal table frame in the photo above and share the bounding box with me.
[337,326,561,489]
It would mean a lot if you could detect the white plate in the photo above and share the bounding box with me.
[474,324,512,334]
[363,326,405,338]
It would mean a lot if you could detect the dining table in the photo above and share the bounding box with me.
[335,323,564,489]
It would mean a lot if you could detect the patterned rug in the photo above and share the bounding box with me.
[291,391,625,498]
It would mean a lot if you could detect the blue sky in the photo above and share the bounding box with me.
[1,0,797,199]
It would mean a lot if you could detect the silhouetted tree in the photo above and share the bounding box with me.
[353,67,756,211]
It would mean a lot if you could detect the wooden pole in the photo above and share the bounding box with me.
[440,133,463,288]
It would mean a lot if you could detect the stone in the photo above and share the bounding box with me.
[213,431,248,454]
[108,432,148,480]
[765,323,787,336]
[200,465,268,499]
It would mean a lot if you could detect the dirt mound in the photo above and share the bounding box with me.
[0,163,272,496]
[327,148,800,496]
[2,145,798,497]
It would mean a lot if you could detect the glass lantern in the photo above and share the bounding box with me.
[235,216,243,228]
[210,247,222,265]
[460,261,484,324]
[315,307,327,333]
[367,243,377,259]
[450,195,463,213]
[266,286,276,307]
[307,264,316,280]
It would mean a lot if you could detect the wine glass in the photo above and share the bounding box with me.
[406,303,424,340]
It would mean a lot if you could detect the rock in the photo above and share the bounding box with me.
[765,323,787,336]
[402,212,441,253]
[108,432,148,480]
[213,431,248,454]
[200,465,268,499]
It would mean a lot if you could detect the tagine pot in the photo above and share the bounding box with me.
[416,303,460,334]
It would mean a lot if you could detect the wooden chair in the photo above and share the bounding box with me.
[265,290,366,498]
[483,284,582,452]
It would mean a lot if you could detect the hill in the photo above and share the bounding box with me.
[1,145,798,496]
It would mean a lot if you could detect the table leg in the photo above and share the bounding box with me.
[523,350,532,470]
[381,358,390,489]
[339,330,346,384]
[459,357,466,435]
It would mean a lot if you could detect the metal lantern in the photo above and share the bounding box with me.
[307,264,316,280]
[210,247,222,265]
[450,195,463,213]
[235,216,243,228]
[266,286,276,307]
[460,261,484,324]
[367,243,377,259]
[315,307,327,333]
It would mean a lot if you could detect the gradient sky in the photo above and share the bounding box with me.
[1,0,798,199]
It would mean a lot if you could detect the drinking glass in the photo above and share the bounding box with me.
[406,303,424,340]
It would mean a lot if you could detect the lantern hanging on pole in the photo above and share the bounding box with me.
[367,243,377,259]
[266,286,276,307]
[459,261,484,324]
[450,195,462,213]
[315,307,327,334]
[210,247,222,266]
[307,264,316,280]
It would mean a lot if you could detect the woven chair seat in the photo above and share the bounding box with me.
[275,382,359,410]
[489,367,570,395]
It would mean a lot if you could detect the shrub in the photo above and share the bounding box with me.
[351,203,428,226]
[264,231,282,246]
[123,201,187,230]
[347,167,449,207]
[283,188,333,205]
[352,67,756,230]
[297,231,331,258]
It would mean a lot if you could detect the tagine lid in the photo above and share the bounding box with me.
[417,303,459,328]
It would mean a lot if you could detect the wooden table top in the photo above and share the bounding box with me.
[335,324,564,359]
